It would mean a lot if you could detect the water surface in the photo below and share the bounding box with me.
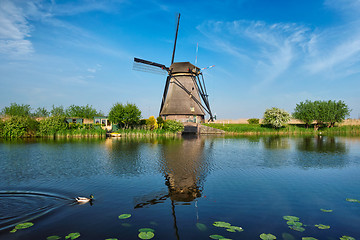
[0,136,359,239]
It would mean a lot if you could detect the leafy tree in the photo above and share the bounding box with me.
[38,115,68,136]
[50,105,66,116]
[33,107,50,118]
[292,100,316,128]
[2,116,39,138]
[263,107,291,128]
[108,103,141,128]
[163,120,184,133]
[1,103,31,117]
[65,104,99,119]
[146,116,158,130]
[156,116,165,129]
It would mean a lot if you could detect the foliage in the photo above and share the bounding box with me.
[39,115,68,136]
[33,107,50,117]
[247,118,260,124]
[118,214,132,219]
[163,120,184,133]
[157,116,165,128]
[2,116,39,138]
[293,100,315,128]
[50,105,66,116]
[146,116,158,130]
[2,103,32,117]
[293,100,350,130]
[108,103,141,128]
[66,104,99,119]
[263,107,291,128]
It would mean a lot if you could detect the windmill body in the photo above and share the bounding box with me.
[133,14,214,123]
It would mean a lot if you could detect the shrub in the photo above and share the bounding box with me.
[157,116,165,129]
[109,103,142,128]
[263,107,291,128]
[39,115,68,136]
[163,120,184,133]
[247,118,259,124]
[2,116,39,138]
[65,104,100,118]
[146,116,158,130]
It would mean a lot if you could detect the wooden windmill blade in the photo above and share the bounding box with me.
[133,57,169,75]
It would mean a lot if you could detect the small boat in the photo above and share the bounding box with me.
[75,194,94,203]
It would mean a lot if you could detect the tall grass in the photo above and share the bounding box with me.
[204,123,360,136]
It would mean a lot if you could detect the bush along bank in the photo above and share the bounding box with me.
[0,116,106,138]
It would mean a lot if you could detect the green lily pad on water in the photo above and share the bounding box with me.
[346,198,360,203]
[287,221,303,227]
[320,209,333,212]
[47,236,61,240]
[282,233,295,240]
[289,226,305,232]
[118,214,132,219]
[10,222,34,233]
[105,239,118,240]
[227,226,243,232]
[138,231,154,239]
[283,216,299,221]
[139,228,155,233]
[213,222,231,228]
[315,224,330,229]
[340,236,356,240]
[209,234,225,239]
[65,232,80,239]
[260,233,276,240]
[196,223,207,231]
[302,237,318,240]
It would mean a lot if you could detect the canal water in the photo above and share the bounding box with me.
[0,136,359,240]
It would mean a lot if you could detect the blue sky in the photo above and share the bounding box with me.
[1,0,360,119]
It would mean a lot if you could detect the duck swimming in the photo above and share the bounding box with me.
[75,194,94,204]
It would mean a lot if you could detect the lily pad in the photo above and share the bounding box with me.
[213,221,231,228]
[227,226,243,232]
[121,223,132,227]
[9,229,17,233]
[283,216,299,221]
[138,231,154,239]
[47,236,61,240]
[16,222,34,229]
[289,226,305,232]
[315,224,330,230]
[282,233,295,240]
[302,238,318,240]
[287,221,302,227]
[105,239,118,240]
[139,228,155,233]
[346,198,360,203]
[65,232,81,239]
[320,209,333,212]
[260,233,277,240]
[226,228,236,232]
[340,236,355,240]
[209,235,225,239]
[196,223,207,231]
[118,214,132,219]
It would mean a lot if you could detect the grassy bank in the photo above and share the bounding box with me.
[40,128,107,138]
[204,123,360,136]
[112,128,179,137]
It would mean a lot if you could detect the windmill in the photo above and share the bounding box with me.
[133,13,214,123]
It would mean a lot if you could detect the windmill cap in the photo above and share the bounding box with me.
[170,62,200,74]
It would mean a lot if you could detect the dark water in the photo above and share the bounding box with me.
[0,136,359,240]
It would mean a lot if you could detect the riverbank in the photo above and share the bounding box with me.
[203,123,360,136]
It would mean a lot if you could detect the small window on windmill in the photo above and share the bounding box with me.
[190,107,195,112]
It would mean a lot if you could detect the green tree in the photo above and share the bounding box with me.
[156,116,165,129]
[146,116,158,130]
[108,103,141,128]
[50,105,66,116]
[33,107,50,118]
[263,107,291,128]
[163,120,184,133]
[2,116,39,138]
[292,100,316,128]
[38,115,68,136]
[1,103,31,117]
[65,104,99,119]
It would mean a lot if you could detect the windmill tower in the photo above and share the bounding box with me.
[133,14,214,123]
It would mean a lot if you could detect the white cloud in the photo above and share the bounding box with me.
[0,0,34,56]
